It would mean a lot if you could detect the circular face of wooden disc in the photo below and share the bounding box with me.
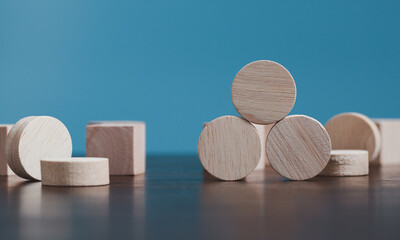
[319,150,368,177]
[231,60,297,125]
[15,116,73,181]
[324,113,381,162]
[197,115,261,181]
[266,115,332,180]
[41,157,109,186]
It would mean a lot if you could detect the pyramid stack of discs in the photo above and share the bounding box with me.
[198,60,336,181]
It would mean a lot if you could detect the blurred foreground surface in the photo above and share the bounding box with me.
[0,155,399,240]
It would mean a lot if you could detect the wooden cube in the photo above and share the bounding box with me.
[86,121,146,175]
[0,124,14,176]
[374,119,400,165]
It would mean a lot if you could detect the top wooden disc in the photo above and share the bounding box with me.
[197,115,261,181]
[8,116,73,180]
[231,60,297,125]
[324,113,381,162]
[266,115,332,180]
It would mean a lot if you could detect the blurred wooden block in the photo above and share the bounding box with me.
[41,157,109,186]
[0,124,14,176]
[319,150,369,176]
[231,60,297,125]
[86,121,146,175]
[325,113,381,162]
[266,115,331,180]
[5,116,72,181]
[198,116,261,181]
[374,119,400,165]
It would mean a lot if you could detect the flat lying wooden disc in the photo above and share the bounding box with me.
[319,150,369,176]
[198,116,261,181]
[266,115,332,180]
[7,116,73,181]
[325,113,381,162]
[231,60,296,125]
[41,157,109,186]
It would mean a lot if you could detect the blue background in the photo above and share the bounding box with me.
[1,1,399,154]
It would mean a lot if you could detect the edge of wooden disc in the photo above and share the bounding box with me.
[41,157,109,187]
[325,112,381,162]
[198,115,261,181]
[319,149,369,176]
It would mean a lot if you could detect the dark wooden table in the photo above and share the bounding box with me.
[0,155,400,240]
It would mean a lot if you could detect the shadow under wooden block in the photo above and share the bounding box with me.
[0,124,14,176]
[86,121,146,175]
[374,119,400,165]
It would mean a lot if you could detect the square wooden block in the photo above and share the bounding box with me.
[374,119,400,165]
[0,124,14,176]
[86,121,146,175]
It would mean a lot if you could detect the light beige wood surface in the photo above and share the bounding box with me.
[198,116,261,181]
[319,150,368,176]
[6,116,73,181]
[86,121,146,175]
[202,121,271,169]
[325,113,381,162]
[41,157,109,186]
[231,60,296,125]
[266,115,332,180]
[374,119,400,165]
[0,125,14,176]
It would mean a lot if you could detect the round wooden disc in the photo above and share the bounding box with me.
[198,115,261,181]
[13,116,73,181]
[231,60,296,125]
[324,113,381,162]
[41,157,109,186]
[266,115,332,180]
[319,150,369,177]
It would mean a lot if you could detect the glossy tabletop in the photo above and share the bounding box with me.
[0,155,400,240]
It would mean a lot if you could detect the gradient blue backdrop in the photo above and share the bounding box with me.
[1,1,399,154]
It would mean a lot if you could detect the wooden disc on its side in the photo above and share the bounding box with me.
[231,60,296,125]
[12,116,73,181]
[266,115,332,180]
[41,157,109,186]
[198,116,261,181]
[325,113,381,162]
[319,150,369,176]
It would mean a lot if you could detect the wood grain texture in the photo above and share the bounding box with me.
[231,60,296,125]
[319,150,369,176]
[86,121,146,175]
[6,116,72,181]
[374,119,400,165]
[266,115,332,180]
[203,122,271,169]
[198,116,261,181]
[41,157,109,186]
[325,113,381,162]
[0,125,14,176]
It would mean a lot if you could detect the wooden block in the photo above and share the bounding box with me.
[41,157,109,186]
[319,150,369,176]
[0,124,14,176]
[86,121,146,175]
[374,119,400,165]
[198,116,261,181]
[325,113,381,162]
[202,121,272,169]
[231,60,296,125]
[266,115,331,180]
[5,116,73,181]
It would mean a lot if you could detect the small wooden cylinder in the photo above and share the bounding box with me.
[319,150,369,176]
[41,157,110,187]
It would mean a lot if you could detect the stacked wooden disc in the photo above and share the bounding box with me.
[5,116,73,181]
